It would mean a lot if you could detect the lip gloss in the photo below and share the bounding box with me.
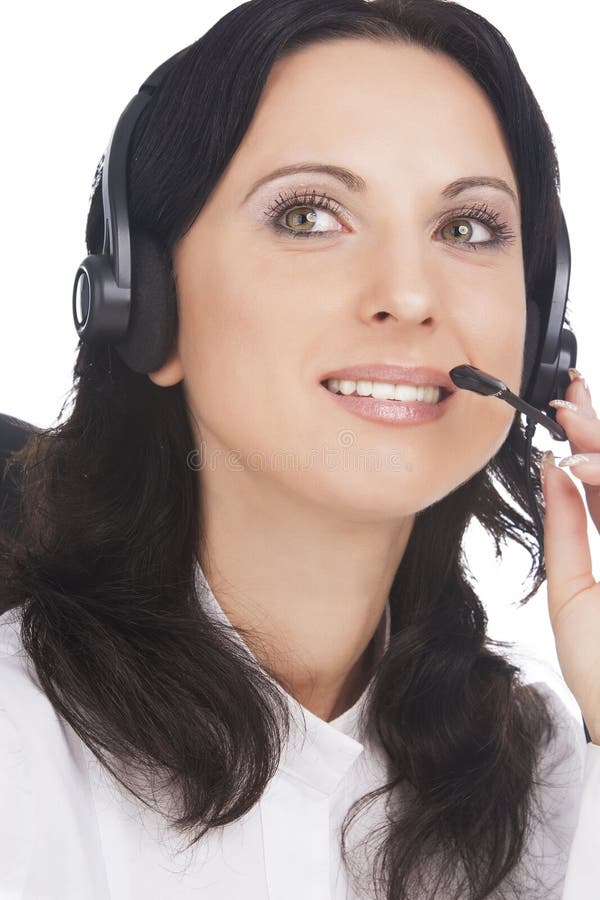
[319,383,453,426]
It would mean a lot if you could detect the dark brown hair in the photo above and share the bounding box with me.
[0,1,575,897]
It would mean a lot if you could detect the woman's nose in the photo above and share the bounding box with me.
[355,229,444,326]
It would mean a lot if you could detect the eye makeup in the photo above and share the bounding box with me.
[261,186,517,251]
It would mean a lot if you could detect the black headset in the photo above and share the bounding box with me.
[71,47,589,741]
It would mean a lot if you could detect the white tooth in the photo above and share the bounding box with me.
[326,378,441,401]
[394,384,418,402]
[371,381,396,400]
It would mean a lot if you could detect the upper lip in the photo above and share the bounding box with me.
[319,364,457,394]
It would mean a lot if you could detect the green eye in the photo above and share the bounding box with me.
[265,190,516,250]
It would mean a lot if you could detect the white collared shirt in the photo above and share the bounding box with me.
[1,561,599,898]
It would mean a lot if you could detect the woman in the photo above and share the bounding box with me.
[1,0,599,897]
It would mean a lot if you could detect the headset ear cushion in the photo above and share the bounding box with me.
[521,300,541,402]
[113,229,178,374]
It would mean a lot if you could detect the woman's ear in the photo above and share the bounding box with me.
[146,340,184,387]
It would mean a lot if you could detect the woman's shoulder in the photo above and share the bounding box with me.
[0,608,106,897]
[528,681,600,896]
[528,679,587,774]
[0,608,84,765]
[0,607,82,777]
[0,609,38,896]
[0,607,47,708]
[0,607,63,765]
[517,681,587,889]
[525,679,587,818]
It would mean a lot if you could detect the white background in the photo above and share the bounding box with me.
[1,1,598,725]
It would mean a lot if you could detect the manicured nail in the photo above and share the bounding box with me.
[559,454,590,468]
[567,367,595,416]
[549,399,597,419]
[568,368,589,392]
[541,450,555,467]
[550,399,578,411]
[540,449,555,489]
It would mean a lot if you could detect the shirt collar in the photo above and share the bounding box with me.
[194,559,390,795]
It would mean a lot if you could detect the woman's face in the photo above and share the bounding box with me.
[149,38,525,520]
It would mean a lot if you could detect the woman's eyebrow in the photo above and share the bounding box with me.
[242,163,518,207]
[441,175,518,206]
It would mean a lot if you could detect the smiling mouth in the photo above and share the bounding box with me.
[319,380,451,403]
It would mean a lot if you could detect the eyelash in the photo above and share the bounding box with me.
[263,188,516,251]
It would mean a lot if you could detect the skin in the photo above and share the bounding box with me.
[148,38,526,722]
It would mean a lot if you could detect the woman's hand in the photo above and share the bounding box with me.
[543,369,600,744]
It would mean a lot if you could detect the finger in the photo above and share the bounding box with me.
[549,403,600,464]
[551,375,599,453]
[542,459,596,629]
[557,453,600,485]
[566,371,597,417]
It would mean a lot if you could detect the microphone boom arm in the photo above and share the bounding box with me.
[449,364,566,441]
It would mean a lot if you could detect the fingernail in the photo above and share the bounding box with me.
[567,367,595,414]
[549,398,597,419]
[540,449,555,489]
[558,454,590,467]
[568,368,588,390]
[541,450,555,467]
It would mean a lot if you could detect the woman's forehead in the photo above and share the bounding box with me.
[229,39,518,201]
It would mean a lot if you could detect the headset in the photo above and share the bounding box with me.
[71,47,588,741]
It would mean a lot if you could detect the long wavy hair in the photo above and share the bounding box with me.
[0,1,575,897]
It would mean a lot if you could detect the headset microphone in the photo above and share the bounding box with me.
[449,364,567,441]
[448,361,566,555]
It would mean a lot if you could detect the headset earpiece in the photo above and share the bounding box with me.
[72,47,190,375]
[113,229,178,375]
[72,251,131,345]
[519,208,576,429]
